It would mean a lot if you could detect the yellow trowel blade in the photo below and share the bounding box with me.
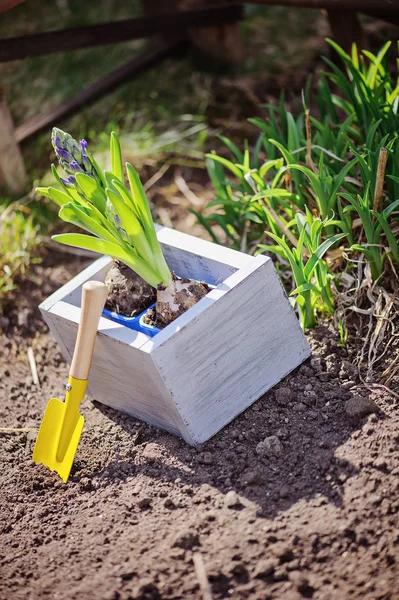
[32,377,87,482]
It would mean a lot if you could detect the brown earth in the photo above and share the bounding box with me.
[0,252,398,600]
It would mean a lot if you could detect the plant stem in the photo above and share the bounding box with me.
[301,290,316,330]
[372,147,388,219]
[302,91,317,174]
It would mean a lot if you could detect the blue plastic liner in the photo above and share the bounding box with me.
[102,303,160,338]
[103,280,214,338]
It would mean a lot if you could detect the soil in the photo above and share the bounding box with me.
[1,251,399,600]
[105,262,156,318]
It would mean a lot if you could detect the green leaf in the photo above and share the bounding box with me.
[52,233,162,288]
[291,282,321,296]
[106,187,153,264]
[110,132,124,183]
[286,112,300,151]
[218,135,244,162]
[75,173,107,213]
[86,151,107,188]
[204,153,243,178]
[303,233,346,279]
[59,203,117,243]
[373,212,399,264]
[364,41,391,89]
[266,231,305,286]
[35,187,52,200]
[126,163,171,283]
[251,188,295,202]
[48,186,77,207]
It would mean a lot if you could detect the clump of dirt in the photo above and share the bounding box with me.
[154,275,210,327]
[0,251,398,600]
[105,261,156,317]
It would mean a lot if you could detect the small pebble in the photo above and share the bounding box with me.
[256,436,282,457]
[224,490,242,508]
[345,396,379,419]
[137,497,152,509]
[275,387,293,405]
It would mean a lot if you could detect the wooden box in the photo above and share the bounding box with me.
[39,226,311,445]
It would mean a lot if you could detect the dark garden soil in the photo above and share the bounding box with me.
[0,251,398,600]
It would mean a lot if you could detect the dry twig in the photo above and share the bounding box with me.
[302,91,317,174]
[372,147,388,219]
[0,427,37,434]
[27,346,40,386]
[336,255,399,390]
[175,172,204,207]
[193,552,213,600]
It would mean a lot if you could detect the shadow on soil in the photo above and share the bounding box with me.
[89,331,367,520]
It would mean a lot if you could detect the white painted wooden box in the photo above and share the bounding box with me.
[40,226,311,445]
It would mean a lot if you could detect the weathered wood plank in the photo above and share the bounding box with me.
[15,41,182,143]
[151,256,310,444]
[327,9,366,51]
[244,0,399,16]
[0,90,26,193]
[41,303,191,439]
[0,0,28,14]
[0,4,243,61]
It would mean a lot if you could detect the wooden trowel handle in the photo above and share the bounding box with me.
[70,281,108,380]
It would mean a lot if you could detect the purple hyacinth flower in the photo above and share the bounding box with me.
[65,139,74,155]
[60,177,74,189]
[82,154,92,172]
[67,175,76,184]
[72,145,82,162]
[70,160,82,173]
[57,148,74,162]
[80,139,88,151]
[53,135,63,151]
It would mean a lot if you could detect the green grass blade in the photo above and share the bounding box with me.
[204,153,243,179]
[303,233,346,278]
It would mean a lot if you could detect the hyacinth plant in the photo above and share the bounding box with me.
[37,128,209,326]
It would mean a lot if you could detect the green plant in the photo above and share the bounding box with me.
[198,40,399,330]
[37,128,211,327]
[337,316,348,348]
[199,142,297,251]
[0,203,39,302]
[38,128,171,288]
[341,186,399,281]
[258,209,345,329]
[321,40,399,141]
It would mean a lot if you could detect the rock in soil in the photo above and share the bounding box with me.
[275,387,293,405]
[345,396,379,420]
[224,490,242,508]
[105,261,156,316]
[256,435,283,457]
[172,530,200,550]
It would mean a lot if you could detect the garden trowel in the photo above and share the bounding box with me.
[33,280,108,482]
